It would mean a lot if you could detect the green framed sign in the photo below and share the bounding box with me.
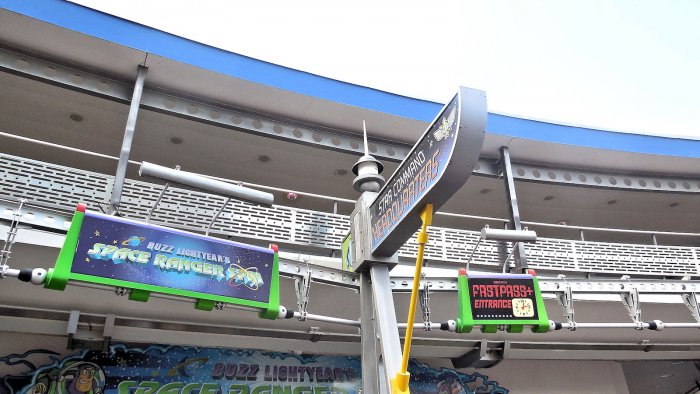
[341,232,353,271]
[456,268,549,333]
[45,204,280,318]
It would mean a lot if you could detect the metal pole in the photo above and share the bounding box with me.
[360,271,380,394]
[109,64,148,212]
[500,146,528,271]
[369,264,403,393]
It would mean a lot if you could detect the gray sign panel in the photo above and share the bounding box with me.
[370,87,486,256]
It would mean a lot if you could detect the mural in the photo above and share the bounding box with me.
[0,345,508,394]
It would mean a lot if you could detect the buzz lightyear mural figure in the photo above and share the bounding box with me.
[25,362,105,394]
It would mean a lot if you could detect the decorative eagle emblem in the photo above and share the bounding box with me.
[433,105,457,141]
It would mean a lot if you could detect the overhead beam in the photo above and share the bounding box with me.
[1,308,699,360]
[1,46,700,193]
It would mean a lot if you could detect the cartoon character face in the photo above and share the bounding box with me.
[74,366,95,392]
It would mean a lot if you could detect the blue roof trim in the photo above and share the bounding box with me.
[2,0,700,158]
[487,114,700,158]
[0,0,441,122]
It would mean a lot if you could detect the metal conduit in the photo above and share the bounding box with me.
[0,196,73,216]
[1,130,700,239]
[396,322,700,330]
[294,312,360,327]
[68,276,360,327]
[397,323,443,330]
[557,322,700,329]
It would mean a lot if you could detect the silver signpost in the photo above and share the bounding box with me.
[369,87,487,257]
[350,87,486,393]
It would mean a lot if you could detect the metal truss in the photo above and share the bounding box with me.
[2,305,699,360]
[1,46,700,193]
[389,276,700,295]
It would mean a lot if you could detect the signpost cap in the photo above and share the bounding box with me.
[527,268,537,276]
[76,203,87,212]
[459,267,467,276]
[269,244,279,253]
[351,154,385,193]
[351,154,384,175]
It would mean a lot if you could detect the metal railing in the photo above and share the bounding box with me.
[1,135,700,277]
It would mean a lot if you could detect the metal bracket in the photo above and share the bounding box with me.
[556,275,576,330]
[419,274,431,331]
[66,310,80,349]
[308,327,324,342]
[0,199,25,277]
[66,310,116,352]
[114,287,128,296]
[682,292,700,323]
[621,287,643,329]
[451,339,506,369]
[205,196,231,236]
[145,186,169,222]
[295,265,312,321]
[465,228,485,271]
[102,314,115,353]
[502,241,520,273]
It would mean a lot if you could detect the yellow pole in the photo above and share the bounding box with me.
[391,204,432,394]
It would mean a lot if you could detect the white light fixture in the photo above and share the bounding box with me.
[139,162,273,206]
[466,226,538,272]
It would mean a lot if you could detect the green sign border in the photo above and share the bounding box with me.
[44,205,280,319]
[456,269,549,333]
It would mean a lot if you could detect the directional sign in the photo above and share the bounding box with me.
[456,269,549,333]
[369,87,486,256]
[45,204,280,317]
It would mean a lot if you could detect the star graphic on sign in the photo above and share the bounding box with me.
[117,357,127,366]
[94,230,100,236]
[85,258,90,262]
[429,140,433,148]
[113,240,118,244]
[151,369,159,377]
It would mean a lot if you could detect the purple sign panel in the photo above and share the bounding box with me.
[71,212,274,303]
[370,87,486,256]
